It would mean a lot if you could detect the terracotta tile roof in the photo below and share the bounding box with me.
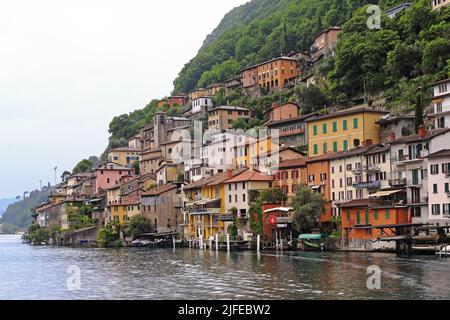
[390,128,450,145]
[305,107,388,123]
[426,149,450,158]
[337,199,371,208]
[278,158,307,169]
[141,184,178,196]
[224,171,274,183]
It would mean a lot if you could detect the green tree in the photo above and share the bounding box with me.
[292,187,325,233]
[260,188,287,204]
[126,215,153,238]
[72,159,93,174]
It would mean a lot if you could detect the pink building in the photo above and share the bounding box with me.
[427,149,450,225]
[94,163,134,193]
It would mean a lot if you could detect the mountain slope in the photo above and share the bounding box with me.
[173,0,389,93]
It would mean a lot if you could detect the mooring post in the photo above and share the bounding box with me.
[257,234,261,252]
[226,233,230,252]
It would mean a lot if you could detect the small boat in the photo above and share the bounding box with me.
[436,245,450,257]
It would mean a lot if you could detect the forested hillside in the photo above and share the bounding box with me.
[100,0,449,160]
[0,189,52,234]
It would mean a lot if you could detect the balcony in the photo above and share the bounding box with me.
[389,178,407,187]
[407,179,423,188]
[279,128,305,138]
[364,164,380,173]
[189,208,221,215]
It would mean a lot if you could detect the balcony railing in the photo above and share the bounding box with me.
[389,178,407,187]
[189,208,221,215]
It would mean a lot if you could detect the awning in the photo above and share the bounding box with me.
[264,207,293,214]
[369,189,404,198]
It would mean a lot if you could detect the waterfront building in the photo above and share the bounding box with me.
[306,107,388,157]
[329,146,374,218]
[223,171,273,239]
[305,154,334,222]
[182,168,247,241]
[107,147,141,169]
[390,127,450,224]
[141,183,183,235]
[208,106,250,131]
[430,78,450,129]
[272,158,307,201]
[426,149,450,225]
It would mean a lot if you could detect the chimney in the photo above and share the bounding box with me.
[227,169,234,180]
[418,125,426,138]
[389,132,396,142]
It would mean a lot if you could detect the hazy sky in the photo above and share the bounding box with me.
[0,0,249,198]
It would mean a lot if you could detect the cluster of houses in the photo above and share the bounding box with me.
[31,8,450,248]
[32,76,450,248]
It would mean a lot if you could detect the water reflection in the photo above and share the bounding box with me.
[0,236,449,300]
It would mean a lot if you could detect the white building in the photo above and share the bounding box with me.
[431,79,450,129]
[390,127,450,224]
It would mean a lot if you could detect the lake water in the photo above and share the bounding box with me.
[0,235,449,300]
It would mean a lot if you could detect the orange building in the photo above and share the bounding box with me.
[273,158,308,201]
[257,57,298,91]
[339,199,409,240]
[169,95,186,108]
[306,154,333,223]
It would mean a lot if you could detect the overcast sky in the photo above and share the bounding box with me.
[0,0,249,199]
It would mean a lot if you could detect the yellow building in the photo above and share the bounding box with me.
[182,169,247,240]
[108,147,141,169]
[306,108,388,157]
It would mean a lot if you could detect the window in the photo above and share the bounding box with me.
[444,204,450,216]
[333,141,338,152]
[313,125,318,136]
[431,164,439,175]
[323,123,328,134]
[332,122,337,132]
[432,204,440,215]
[313,144,318,155]
[343,140,349,151]
[353,118,359,129]
[343,120,348,131]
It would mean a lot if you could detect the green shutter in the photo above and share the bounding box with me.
[333,141,338,152]
[313,125,318,136]
[333,122,337,132]
[353,118,359,129]
[343,120,348,131]
[323,123,327,134]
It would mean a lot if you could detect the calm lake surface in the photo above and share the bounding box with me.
[0,235,449,300]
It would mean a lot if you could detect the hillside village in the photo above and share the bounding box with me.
[29,1,450,253]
